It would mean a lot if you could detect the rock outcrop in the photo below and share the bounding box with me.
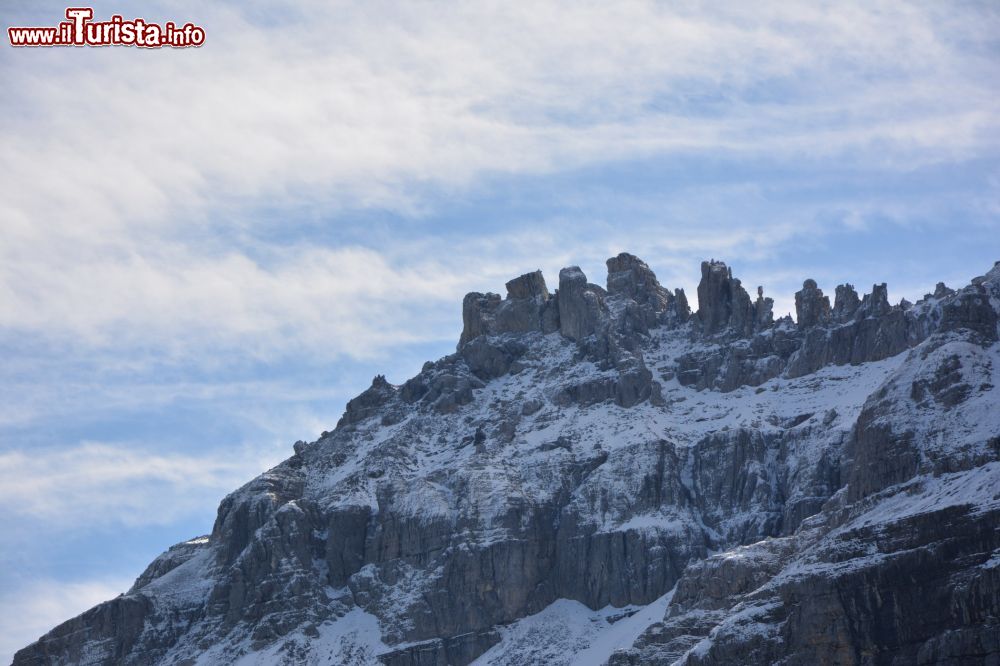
[15,256,1000,666]
[674,261,997,391]
[606,252,690,330]
[458,270,557,348]
[555,265,605,342]
[794,279,830,329]
[833,282,861,321]
[696,260,760,338]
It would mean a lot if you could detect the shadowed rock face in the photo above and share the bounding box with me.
[833,283,861,321]
[15,256,1000,666]
[557,265,607,342]
[794,279,830,329]
[606,253,666,306]
[675,261,998,391]
[697,260,755,338]
[458,270,556,348]
[605,253,692,334]
[459,291,502,348]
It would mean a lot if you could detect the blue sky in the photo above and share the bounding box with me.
[1,0,999,660]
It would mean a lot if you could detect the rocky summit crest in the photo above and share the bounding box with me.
[15,254,1000,666]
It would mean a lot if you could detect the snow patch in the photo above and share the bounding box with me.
[472,591,673,666]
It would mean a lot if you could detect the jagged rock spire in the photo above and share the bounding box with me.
[459,254,690,349]
[795,279,831,329]
[505,270,549,301]
[557,266,607,342]
[833,284,860,321]
[695,260,761,337]
[754,285,774,329]
[459,270,557,348]
[606,253,661,299]
[606,252,690,330]
[458,256,998,368]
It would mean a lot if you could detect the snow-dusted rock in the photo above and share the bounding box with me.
[15,256,1000,666]
[696,260,757,338]
[794,279,830,330]
[557,266,608,343]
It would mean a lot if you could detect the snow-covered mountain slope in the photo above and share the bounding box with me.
[14,255,1000,666]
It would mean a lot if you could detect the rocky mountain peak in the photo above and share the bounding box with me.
[692,259,777,340]
[794,279,831,329]
[504,269,549,301]
[556,265,607,342]
[15,254,1000,666]
[859,281,892,318]
[832,283,861,321]
[337,374,397,428]
[933,281,955,299]
[605,252,666,307]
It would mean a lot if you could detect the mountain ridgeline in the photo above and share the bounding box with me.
[15,254,1000,665]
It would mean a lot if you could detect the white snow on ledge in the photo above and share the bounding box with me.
[195,607,390,666]
[472,590,674,666]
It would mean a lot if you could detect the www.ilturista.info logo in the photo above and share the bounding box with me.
[8,8,205,48]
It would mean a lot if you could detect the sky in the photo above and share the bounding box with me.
[1,0,998,661]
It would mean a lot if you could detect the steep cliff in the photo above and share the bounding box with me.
[14,253,1000,666]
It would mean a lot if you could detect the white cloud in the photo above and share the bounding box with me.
[0,576,131,666]
[0,441,285,527]
[0,243,472,358]
[1,1,997,361]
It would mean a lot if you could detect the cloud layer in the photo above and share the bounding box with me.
[0,441,284,527]
[2,0,998,362]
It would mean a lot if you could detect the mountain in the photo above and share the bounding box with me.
[14,254,1000,666]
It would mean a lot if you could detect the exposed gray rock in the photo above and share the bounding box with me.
[696,260,756,338]
[13,595,154,666]
[493,270,551,335]
[859,281,892,318]
[16,255,1000,666]
[459,337,528,381]
[458,271,554,347]
[673,288,691,325]
[833,283,861,321]
[794,279,830,329]
[606,253,667,310]
[670,483,1000,666]
[380,631,500,666]
[753,286,774,330]
[679,261,995,389]
[606,252,687,331]
[339,375,397,428]
[504,270,548,301]
[934,281,956,299]
[458,292,501,348]
[676,321,798,391]
[130,537,210,593]
[557,266,607,342]
[938,283,998,341]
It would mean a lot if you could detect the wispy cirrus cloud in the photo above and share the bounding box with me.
[0,244,471,359]
[0,441,284,527]
[2,0,998,362]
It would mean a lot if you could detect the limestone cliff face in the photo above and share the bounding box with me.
[14,256,1000,666]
